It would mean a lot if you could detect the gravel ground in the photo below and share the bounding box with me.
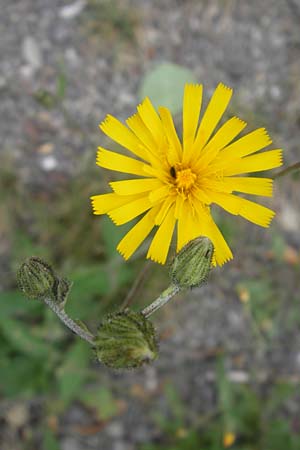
[1,1,300,449]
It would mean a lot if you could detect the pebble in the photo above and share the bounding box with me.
[106,422,124,439]
[37,143,54,154]
[59,0,86,20]
[270,84,281,99]
[61,437,81,450]
[279,203,299,233]
[22,36,43,71]
[40,155,58,171]
[5,403,29,429]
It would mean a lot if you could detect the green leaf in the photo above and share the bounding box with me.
[56,70,67,101]
[101,216,131,258]
[43,428,61,450]
[216,357,236,432]
[0,290,43,316]
[82,386,119,420]
[56,340,90,404]
[164,383,185,426]
[0,318,50,357]
[139,63,197,115]
[0,355,51,397]
[66,265,109,318]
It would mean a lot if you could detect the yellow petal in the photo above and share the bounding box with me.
[90,192,137,215]
[177,200,202,251]
[182,84,203,162]
[155,196,176,225]
[177,202,233,266]
[108,195,154,225]
[222,176,273,197]
[200,211,233,266]
[147,205,176,264]
[193,83,233,152]
[174,195,184,219]
[117,206,159,260]
[110,178,162,195]
[193,116,247,168]
[137,97,164,148]
[99,115,147,160]
[96,147,151,177]
[222,149,283,175]
[149,185,171,203]
[208,191,275,227]
[126,112,160,166]
[158,106,182,164]
[142,163,168,181]
[221,128,272,159]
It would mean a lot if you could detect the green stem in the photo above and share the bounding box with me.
[43,297,95,345]
[142,284,181,318]
[272,161,300,180]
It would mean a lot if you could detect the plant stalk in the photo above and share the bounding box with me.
[43,297,95,345]
[272,161,300,180]
[142,283,181,318]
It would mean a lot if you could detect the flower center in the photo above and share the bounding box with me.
[175,168,197,191]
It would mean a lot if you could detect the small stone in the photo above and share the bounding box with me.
[270,85,281,100]
[65,48,79,66]
[0,76,6,90]
[106,422,124,439]
[295,352,300,369]
[40,155,58,171]
[59,0,86,19]
[283,246,299,265]
[6,403,29,429]
[22,37,43,71]
[279,204,299,232]
[228,370,249,383]
[37,143,54,154]
[62,437,81,450]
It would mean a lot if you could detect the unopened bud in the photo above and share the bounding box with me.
[17,257,56,300]
[170,236,214,288]
[52,276,72,306]
[95,310,159,369]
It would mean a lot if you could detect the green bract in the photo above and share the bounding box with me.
[95,310,159,369]
[170,236,214,288]
[17,257,56,300]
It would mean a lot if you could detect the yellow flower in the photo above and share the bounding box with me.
[223,431,236,447]
[91,83,283,265]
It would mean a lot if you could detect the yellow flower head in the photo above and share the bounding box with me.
[223,431,236,447]
[91,83,283,265]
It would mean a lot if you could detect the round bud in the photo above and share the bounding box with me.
[95,310,159,369]
[17,257,56,300]
[170,236,214,288]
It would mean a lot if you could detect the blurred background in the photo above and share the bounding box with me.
[1,0,300,449]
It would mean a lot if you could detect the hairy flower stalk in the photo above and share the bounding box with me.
[43,296,95,344]
[143,236,214,317]
[142,284,181,318]
[17,257,95,345]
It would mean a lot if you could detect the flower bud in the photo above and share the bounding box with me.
[94,310,159,369]
[170,236,214,288]
[17,257,56,300]
[52,276,72,306]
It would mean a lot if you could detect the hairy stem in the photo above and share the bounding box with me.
[272,161,300,180]
[121,261,151,310]
[43,297,95,345]
[142,284,181,318]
